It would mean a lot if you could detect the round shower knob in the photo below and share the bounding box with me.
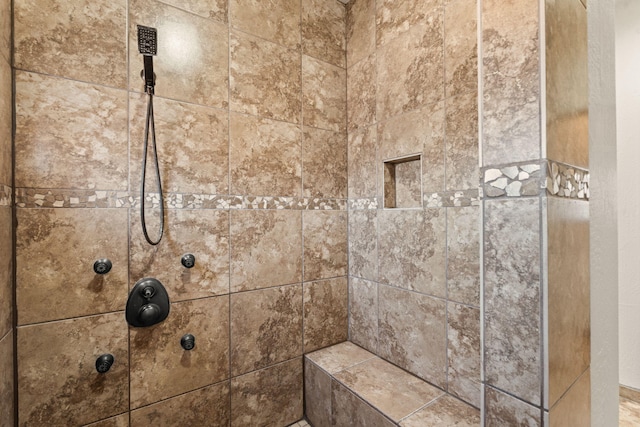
[93,259,112,275]
[181,254,195,269]
[181,334,195,351]
[95,354,114,374]
[138,303,162,327]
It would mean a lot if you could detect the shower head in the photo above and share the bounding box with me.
[137,25,157,56]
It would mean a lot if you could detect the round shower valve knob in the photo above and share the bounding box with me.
[93,259,112,275]
[181,334,195,351]
[96,354,114,374]
[181,254,196,269]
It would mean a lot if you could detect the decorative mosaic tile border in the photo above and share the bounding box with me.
[424,189,480,208]
[0,185,11,207]
[15,188,348,210]
[348,197,379,210]
[482,160,589,200]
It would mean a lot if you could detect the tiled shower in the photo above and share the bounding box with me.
[0,0,590,426]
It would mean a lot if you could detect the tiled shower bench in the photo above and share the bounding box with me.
[304,342,480,426]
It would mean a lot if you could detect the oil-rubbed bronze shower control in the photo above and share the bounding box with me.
[93,259,112,275]
[126,278,170,327]
[95,354,114,374]
[181,253,195,269]
[181,334,195,351]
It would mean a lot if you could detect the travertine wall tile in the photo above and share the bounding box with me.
[230,284,303,376]
[0,56,11,186]
[444,0,478,98]
[303,278,348,352]
[130,209,230,302]
[548,368,590,427]
[129,0,229,108]
[229,0,300,50]
[378,285,447,388]
[378,209,446,297]
[14,0,127,88]
[18,314,129,426]
[348,125,377,199]
[302,0,346,68]
[303,127,347,198]
[130,381,230,426]
[15,72,128,190]
[485,386,542,427]
[230,30,301,123]
[376,0,443,49]
[347,52,376,132]
[446,91,479,191]
[348,277,378,353]
[16,209,128,325]
[230,112,302,197]
[482,0,540,165]
[447,303,481,407]
[0,209,11,336]
[376,22,444,121]
[303,56,347,133]
[130,297,230,408]
[547,197,590,407]
[346,0,375,67]
[447,206,480,306]
[305,341,375,375]
[304,360,332,427]
[160,0,228,23]
[303,211,347,281]
[83,413,129,427]
[0,0,10,65]
[348,209,377,281]
[129,94,229,195]
[332,381,396,427]
[0,332,13,427]
[484,198,541,405]
[400,395,480,426]
[230,358,304,427]
[230,210,302,292]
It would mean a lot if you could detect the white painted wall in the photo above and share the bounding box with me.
[616,0,640,392]
[590,0,619,424]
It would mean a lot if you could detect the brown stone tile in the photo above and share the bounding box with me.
[485,386,541,427]
[303,56,346,133]
[446,91,479,191]
[378,209,446,297]
[445,0,478,98]
[129,209,230,302]
[401,395,480,426]
[303,278,348,352]
[547,198,590,407]
[305,341,375,375]
[303,211,347,281]
[348,209,377,282]
[0,57,11,186]
[130,382,230,427]
[130,297,230,408]
[348,125,377,199]
[16,209,128,325]
[391,159,422,208]
[620,397,640,427]
[15,71,128,190]
[0,208,11,336]
[304,359,332,427]
[347,53,376,132]
[229,0,300,50]
[303,127,347,199]
[230,112,302,197]
[14,0,127,87]
[332,380,396,427]
[376,0,443,48]
[230,210,302,293]
[349,277,378,354]
[231,358,303,427]
[482,0,540,166]
[160,0,228,23]
[0,331,13,427]
[302,0,346,68]
[448,303,481,408]
[129,0,229,108]
[230,30,301,123]
[18,313,128,426]
[346,0,376,67]
[484,198,541,406]
[378,285,447,388]
[334,357,443,422]
[545,0,588,169]
[377,102,445,195]
[447,206,480,306]
[0,0,9,65]
[129,93,229,195]
[549,369,590,427]
[83,413,129,427]
[230,284,302,376]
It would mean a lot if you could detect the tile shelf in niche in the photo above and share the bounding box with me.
[383,154,423,209]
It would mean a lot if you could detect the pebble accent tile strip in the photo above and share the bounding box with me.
[424,189,480,208]
[0,185,11,206]
[349,197,379,210]
[482,160,589,200]
[15,189,349,211]
[287,420,310,427]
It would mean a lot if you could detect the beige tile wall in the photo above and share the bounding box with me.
[12,0,347,425]
[346,0,481,410]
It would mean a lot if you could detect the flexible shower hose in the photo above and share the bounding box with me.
[140,91,164,245]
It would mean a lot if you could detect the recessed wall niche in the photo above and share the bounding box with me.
[383,155,422,209]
